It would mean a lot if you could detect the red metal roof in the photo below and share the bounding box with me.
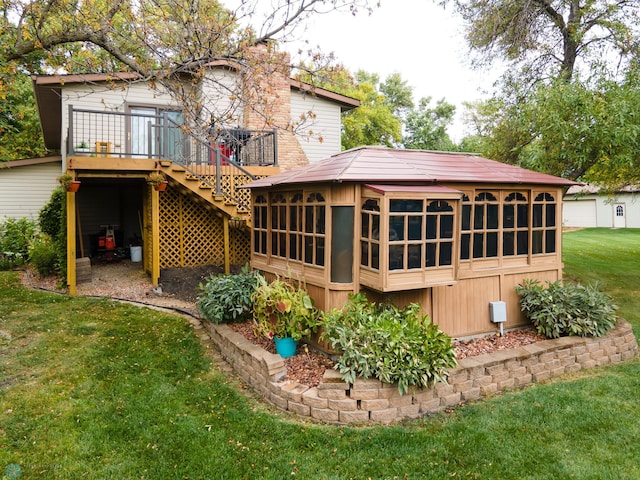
[244,146,577,188]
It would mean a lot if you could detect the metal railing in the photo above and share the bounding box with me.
[67,106,278,167]
[67,106,278,211]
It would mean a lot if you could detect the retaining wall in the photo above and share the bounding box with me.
[205,320,638,425]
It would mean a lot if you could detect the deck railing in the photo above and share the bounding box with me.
[68,106,277,167]
[67,106,277,211]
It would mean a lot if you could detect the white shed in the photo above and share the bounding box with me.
[563,184,640,228]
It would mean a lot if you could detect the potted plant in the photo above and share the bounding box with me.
[57,173,81,192]
[146,171,168,191]
[74,141,90,155]
[253,276,317,357]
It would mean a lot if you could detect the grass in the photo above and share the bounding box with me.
[1,228,639,479]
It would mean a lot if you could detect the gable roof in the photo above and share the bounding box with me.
[243,146,577,189]
[32,68,360,150]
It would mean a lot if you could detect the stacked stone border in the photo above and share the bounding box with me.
[205,320,638,425]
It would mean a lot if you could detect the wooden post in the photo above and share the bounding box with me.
[223,215,230,274]
[151,187,160,286]
[66,191,77,295]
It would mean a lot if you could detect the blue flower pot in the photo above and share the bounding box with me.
[274,336,298,358]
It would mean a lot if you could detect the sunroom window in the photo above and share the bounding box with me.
[533,193,556,254]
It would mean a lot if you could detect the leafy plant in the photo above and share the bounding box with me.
[57,172,77,189]
[252,276,317,341]
[37,188,67,281]
[320,293,457,395]
[0,217,37,270]
[197,266,261,324]
[28,233,58,276]
[515,279,618,338]
[146,171,166,186]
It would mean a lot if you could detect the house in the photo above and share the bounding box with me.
[563,184,640,228]
[244,146,576,340]
[0,156,62,220]
[31,46,359,293]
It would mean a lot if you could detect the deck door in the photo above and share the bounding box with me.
[613,203,626,228]
[129,107,184,160]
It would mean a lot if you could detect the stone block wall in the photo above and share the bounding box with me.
[205,320,638,425]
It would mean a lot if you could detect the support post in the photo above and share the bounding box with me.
[66,191,77,295]
[223,215,230,274]
[151,187,161,286]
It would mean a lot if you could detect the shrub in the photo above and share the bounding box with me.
[197,266,261,324]
[320,294,457,395]
[0,217,37,269]
[515,279,618,338]
[38,188,67,280]
[252,276,317,341]
[28,234,59,276]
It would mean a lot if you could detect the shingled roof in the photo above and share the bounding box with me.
[244,146,577,189]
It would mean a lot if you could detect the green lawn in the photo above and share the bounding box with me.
[1,228,639,479]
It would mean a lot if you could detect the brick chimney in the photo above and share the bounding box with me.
[240,41,309,170]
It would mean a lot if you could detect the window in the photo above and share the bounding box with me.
[472,192,499,259]
[503,192,529,256]
[360,199,381,270]
[532,193,556,254]
[460,195,472,260]
[270,194,287,257]
[616,205,624,217]
[253,195,268,255]
[289,193,303,261]
[304,193,326,267]
[331,206,354,283]
[387,198,456,272]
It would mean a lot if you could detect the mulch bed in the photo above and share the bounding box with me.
[228,320,547,388]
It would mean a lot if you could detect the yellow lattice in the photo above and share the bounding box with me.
[158,188,251,268]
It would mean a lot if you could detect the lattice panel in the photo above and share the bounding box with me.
[160,189,225,267]
[230,226,251,265]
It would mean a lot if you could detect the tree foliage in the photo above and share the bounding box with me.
[0,74,47,161]
[0,0,375,158]
[403,96,456,151]
[444,0,640,82]
[464,67,640,188]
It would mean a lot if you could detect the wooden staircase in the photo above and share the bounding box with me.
[156,160,262,228]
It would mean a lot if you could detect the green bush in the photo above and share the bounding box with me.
[197,266,261,324]
[320,294,457,395]
[0,217,37,269]
[38,187,67,280]
[515,279,618,338]
[28,234,59,276]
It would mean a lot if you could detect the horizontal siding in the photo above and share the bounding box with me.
[291,90,342,163]
[0,162,61,219]
[202,70,242,127]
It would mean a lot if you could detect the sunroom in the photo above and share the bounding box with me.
[244,146,576,339]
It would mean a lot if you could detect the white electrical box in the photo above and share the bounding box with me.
[489,301,507,323]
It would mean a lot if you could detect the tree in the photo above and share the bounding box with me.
[0,74,47,160]
[443,0,640,82]
[0,0,376,150]
[403,97,456,151]
[463,68,640,188]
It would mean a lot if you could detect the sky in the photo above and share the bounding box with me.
[236,1,504,141]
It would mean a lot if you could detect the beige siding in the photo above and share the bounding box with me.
[0,162,61,219]
[290,90,342,163]
[201,70,243,127]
